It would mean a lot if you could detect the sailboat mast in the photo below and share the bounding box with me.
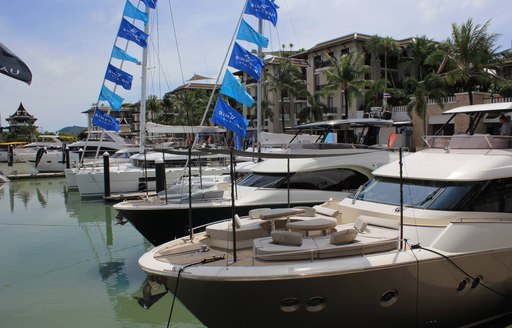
[256,18,263,149]
[139,7,150,154]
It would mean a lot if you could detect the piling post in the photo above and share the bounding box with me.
[8,145,14,167]
[103,152,110,198]
[155,157,166,193]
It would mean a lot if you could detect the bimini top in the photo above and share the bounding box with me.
[296,118,395,130]
[444,102,512,115]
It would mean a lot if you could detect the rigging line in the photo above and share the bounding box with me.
[198,0,249,128]
[406,239,421,327]
[412,244,511,299]
[167,0,185,85]
[282,0,301,51]
[401,152,421,244]
[167,268,182,328]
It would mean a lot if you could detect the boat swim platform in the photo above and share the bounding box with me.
[7,172,65,180]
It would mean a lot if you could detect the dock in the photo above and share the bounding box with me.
[7,172,65,180]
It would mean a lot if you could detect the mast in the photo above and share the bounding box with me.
[139,6,150,154]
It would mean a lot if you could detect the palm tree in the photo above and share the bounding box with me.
[169,90,208,125]
[437,19,502,105]
[403,35,438,81]
[406,73,446,134]
[267,60,307,131]
[364,79,387,111]
[146,95,163,122]
[366,35,401,89]
[299,91,327,123]
[323,51,370,119]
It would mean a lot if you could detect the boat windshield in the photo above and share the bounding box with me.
[238,169,368,192]
[350,177,486,210]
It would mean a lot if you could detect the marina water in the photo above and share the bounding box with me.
[0,163,204,328]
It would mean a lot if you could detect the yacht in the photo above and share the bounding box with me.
[114,118,406,245]
[74,150,230,198]
[0,142,26,163]
[28,131,136,173]
[137,103,512,327]
[16,134,63,163]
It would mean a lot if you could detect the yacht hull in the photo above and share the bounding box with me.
[146,249,512,328]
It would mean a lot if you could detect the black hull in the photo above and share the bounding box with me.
[118,202,319,246]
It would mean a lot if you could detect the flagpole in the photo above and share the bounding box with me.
[139,6,150,154]
[256,18,263,153]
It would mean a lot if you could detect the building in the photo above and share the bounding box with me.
[5,102,38,137]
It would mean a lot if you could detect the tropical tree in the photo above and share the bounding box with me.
[403,35,438,81]
[406,73,447,133]
[437,19,502,105]
[323,50,370,119]
[366,35,401,88]
[299,91,327,123]
[167,90,208,126]
[267,60,307,131]
[146,95,163,122]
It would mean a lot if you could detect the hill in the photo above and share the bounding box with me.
[58,126,86,135]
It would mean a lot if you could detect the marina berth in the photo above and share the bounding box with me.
[137,103,512,328]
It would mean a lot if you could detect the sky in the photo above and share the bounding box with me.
[1,0,511,132]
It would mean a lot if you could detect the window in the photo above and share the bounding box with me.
[239,169,368,191]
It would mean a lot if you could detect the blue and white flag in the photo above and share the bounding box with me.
[235,135,243,150]
[142,0,157,9]
[237,19,269,48]
[111,46,140,64]
[212,97,248,137]
[105,64,133,90]
[99,85,124,111]
[118,18,148,48]
[228,42,265,81]
[244,0,278,27]
[123,0,148,25]
[220,69,254,107]
[92,107,120,132]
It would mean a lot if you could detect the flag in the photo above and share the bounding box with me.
[118,18,148,48]
[111,46,140,64]
[244,0,278,27]
[123,0,148,25]
[105,64,133,90]
[234,135,242,150]
[0,42,32,85]
[92,107,120,132]
[228,42,265,81]
[99,85,124,111]
[142,0,157,9]
[212,97,248,137]
[236,19,269,48]
[383,92,392,99]
[220,70,255,107]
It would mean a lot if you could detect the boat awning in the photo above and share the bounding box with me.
[295,118,395,129]
[146,122,226,134]
[443,102,512,114]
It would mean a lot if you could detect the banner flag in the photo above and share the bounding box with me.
[142,0,157,9]
[111,46,140,64]
[118,18,148,48]
[228,42,265,81]
[244,0,278,27]
[237,19,269,48]
[105,64,133,90]
[99,85,124,111]
[212,97,248,137]
[92,107,120,132]
[123,0,149,25]
[0,42,32,85]
[220,69,254,107]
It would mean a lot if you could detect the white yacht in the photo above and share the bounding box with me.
[114,118,406,245]
[137,103,512,327]
[74,150,230,198]
[16,135,63,163]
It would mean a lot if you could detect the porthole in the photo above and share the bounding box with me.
[457,278,470,295]
[280,297,300,313]
[471,275,483,292]
[306,296,326,312]
[380,289,399,307]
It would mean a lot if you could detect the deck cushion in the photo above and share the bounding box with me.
[330,228,358,245]
[271,230,303,246]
